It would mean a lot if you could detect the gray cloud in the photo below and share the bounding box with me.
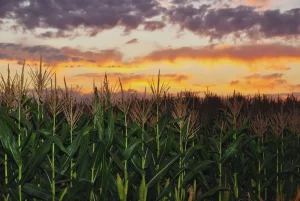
[167,5,300,40]
[137,43,300,62]
[38,30,79,38]
[227,73,300,91]
[0,0,165,37]
[125,38,139,44]
[143,21,166,31]
[0,43,123,66]
[0,0,300,40]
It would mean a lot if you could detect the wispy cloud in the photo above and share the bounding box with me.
[125,38,139,45]
[72,72,189,84]
[70,72,191,92]
[133,43,300,68]
[245,0,269,6]
[142,21,166,31]
[0,43,123,67]
[265,65,291,71]
[229,73,300,91]
[2,42,300,72]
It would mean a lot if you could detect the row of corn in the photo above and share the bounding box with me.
[0,60,300,200]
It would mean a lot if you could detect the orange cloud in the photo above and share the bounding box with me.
[60,47,122,64]
[229,73,300,92]
[129,43,300,71]
[2,42,300,72]
[0,43,123,70]
[245,0,269,7]
[69,72,191,93]
[265,65,291,71]
[137,43,300,63]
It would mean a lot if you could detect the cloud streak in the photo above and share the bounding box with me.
[133,43,300,65]
[125,38,139,45]
[69,72,191,93]
[0,43,123,67]
[229,73,300,91]
[72,72,189,84]
[2,42,300,70]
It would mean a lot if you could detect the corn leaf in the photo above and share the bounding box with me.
[147,153,182,188]
[21,139,52,183]
[22,183,52,201]
[0,119,22,167]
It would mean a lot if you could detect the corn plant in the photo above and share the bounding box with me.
[0,62,300,201]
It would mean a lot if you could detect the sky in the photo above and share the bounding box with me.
[1,0,300,96]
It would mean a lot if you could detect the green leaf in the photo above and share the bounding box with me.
[261,153,277,170]
[106,107,115,148]
[147,154,182,188]
[261,175,276,190]
[155,168,185,201]
[0,119,22,167]
[21,139,52,183]
[169,117,184,124]
[76,134,89,164]
[116,173,126,201]
[198,170,209,190]
[242,183,260,201]
[130,156,145,177]
[196,186,228,201]
[22,183,52,201]
[220,136,243,163]
[158,113,168,136]
[182,145,202,164]
[208,137,220,153]
[221,128,236,143]
[139,175,147,201]
[180,160,214,188]
[41,131,69,156]
[0,110,21,133]
[158,138,172,165]
[114,134,125,149]
[59,133,82,175]
[82,125,92,136]
[59,187,68,201]
[156,182,173,201]
[110,150,124,171]
[62,180,93,201]
[91,141,106,180]
[7,188,19,201]
[123,140,142,160]
[76,153,90,181]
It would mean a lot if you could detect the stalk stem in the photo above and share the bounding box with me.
[52,115,56,201]
[263,135,267,200]
[4,154,8,184]
[233,118,238,199]
[140,122,147,201]
[156,103,160,196]
[280,132,284,200]
[258,138,261,200]
[219,131,222,201]
[276,147,279,195]
[124,114,128,200]
[70,97,73,187]
[18,104,23,201]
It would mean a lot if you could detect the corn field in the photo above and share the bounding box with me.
[1,60,300,201]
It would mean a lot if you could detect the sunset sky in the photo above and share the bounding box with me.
[1,0,300,96]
